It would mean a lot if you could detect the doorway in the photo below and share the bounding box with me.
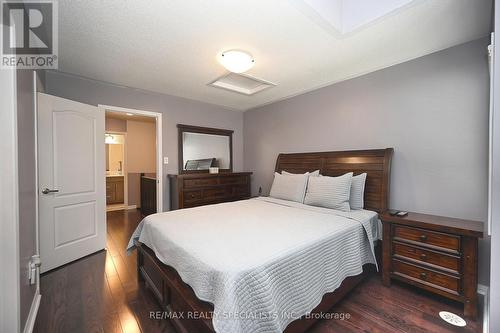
[101,105,163,215]
[105,132,126,211]
[37,95,163,273]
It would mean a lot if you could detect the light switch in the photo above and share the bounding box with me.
[163,157,169,164]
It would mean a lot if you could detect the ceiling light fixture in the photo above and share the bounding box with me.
[218,50,255,73]
[126,113,134,116]
[105,134,115,144]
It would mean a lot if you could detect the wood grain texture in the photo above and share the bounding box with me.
[106,176,125,204]
[380,212,484,238]
[168,172,252,210]
[140,174,157,216]
[381,213,482,320]
[34,209,481,333]
[274,148,393,212]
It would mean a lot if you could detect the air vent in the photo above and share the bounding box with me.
[208,73,275,95]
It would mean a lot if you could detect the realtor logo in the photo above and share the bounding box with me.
[1,0,58,69]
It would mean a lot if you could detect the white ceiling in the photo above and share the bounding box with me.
[58,0,492,111]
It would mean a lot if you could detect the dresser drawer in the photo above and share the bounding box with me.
[219,176,248,185]
[392,242,460,274]
[233,184,250,197]
[170,173,252,210]
[203,187,232,200]
[183,178,218,188]
[392,259,460,294]
[393,225,460,252]
[183,190,202,202]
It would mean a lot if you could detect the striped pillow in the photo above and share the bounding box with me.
[350,173,367,210]
[269,172,309,203]
[304,173,353,211]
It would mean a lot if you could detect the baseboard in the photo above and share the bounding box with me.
[23,292,41,333]
[106,204,125,212]
[127,205,137,210]
[478,284,489,333]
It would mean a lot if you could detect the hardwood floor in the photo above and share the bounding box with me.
[34,209,482,333]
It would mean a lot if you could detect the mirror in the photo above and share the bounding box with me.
[178,124,233,173]
[105,133,125,176]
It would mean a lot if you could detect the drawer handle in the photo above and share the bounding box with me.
[419,272,427,280]
[419,235,427,242]
[420,253,427,260]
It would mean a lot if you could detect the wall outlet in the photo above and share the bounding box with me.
[163,157,169,164]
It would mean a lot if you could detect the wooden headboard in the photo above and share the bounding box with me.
[275,148,394,212]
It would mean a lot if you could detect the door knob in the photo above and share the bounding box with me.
[42,188,59,194]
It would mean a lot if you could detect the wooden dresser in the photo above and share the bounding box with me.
[380,212,484,319]
[140,174,157,216]
[168,172,252,210]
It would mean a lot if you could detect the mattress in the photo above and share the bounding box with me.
[127,197,379,333]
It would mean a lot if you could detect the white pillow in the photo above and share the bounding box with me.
[304,173,353,211]
[350,173,367,210]
[269,172,309,203]
[282,170,320,177]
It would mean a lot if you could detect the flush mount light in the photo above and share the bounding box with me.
[126,113,134,116]
[218,50,255,73]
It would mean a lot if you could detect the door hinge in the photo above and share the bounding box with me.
[28,255,41,285]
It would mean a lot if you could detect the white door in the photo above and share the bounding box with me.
[38,93,106,273]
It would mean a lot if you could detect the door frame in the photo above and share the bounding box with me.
[0,60,20,333]
[98,104,163,213]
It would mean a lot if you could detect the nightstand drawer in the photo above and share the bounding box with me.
[392,259,460,294]
[392,242,460,274]
[393,225,460,252]
[381,211,483,319]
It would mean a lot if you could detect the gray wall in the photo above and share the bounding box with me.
[17,70,38,331]
[244,38,491,285]
[489,0,500,330]
[44,71,244,211]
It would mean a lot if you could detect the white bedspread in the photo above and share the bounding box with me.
[127,197,379,333]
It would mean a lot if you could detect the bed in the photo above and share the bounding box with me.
[128,148,393,333]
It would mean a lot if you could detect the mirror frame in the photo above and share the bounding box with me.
[177,124,233,174]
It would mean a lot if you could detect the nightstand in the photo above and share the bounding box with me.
[380,212,484,320]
